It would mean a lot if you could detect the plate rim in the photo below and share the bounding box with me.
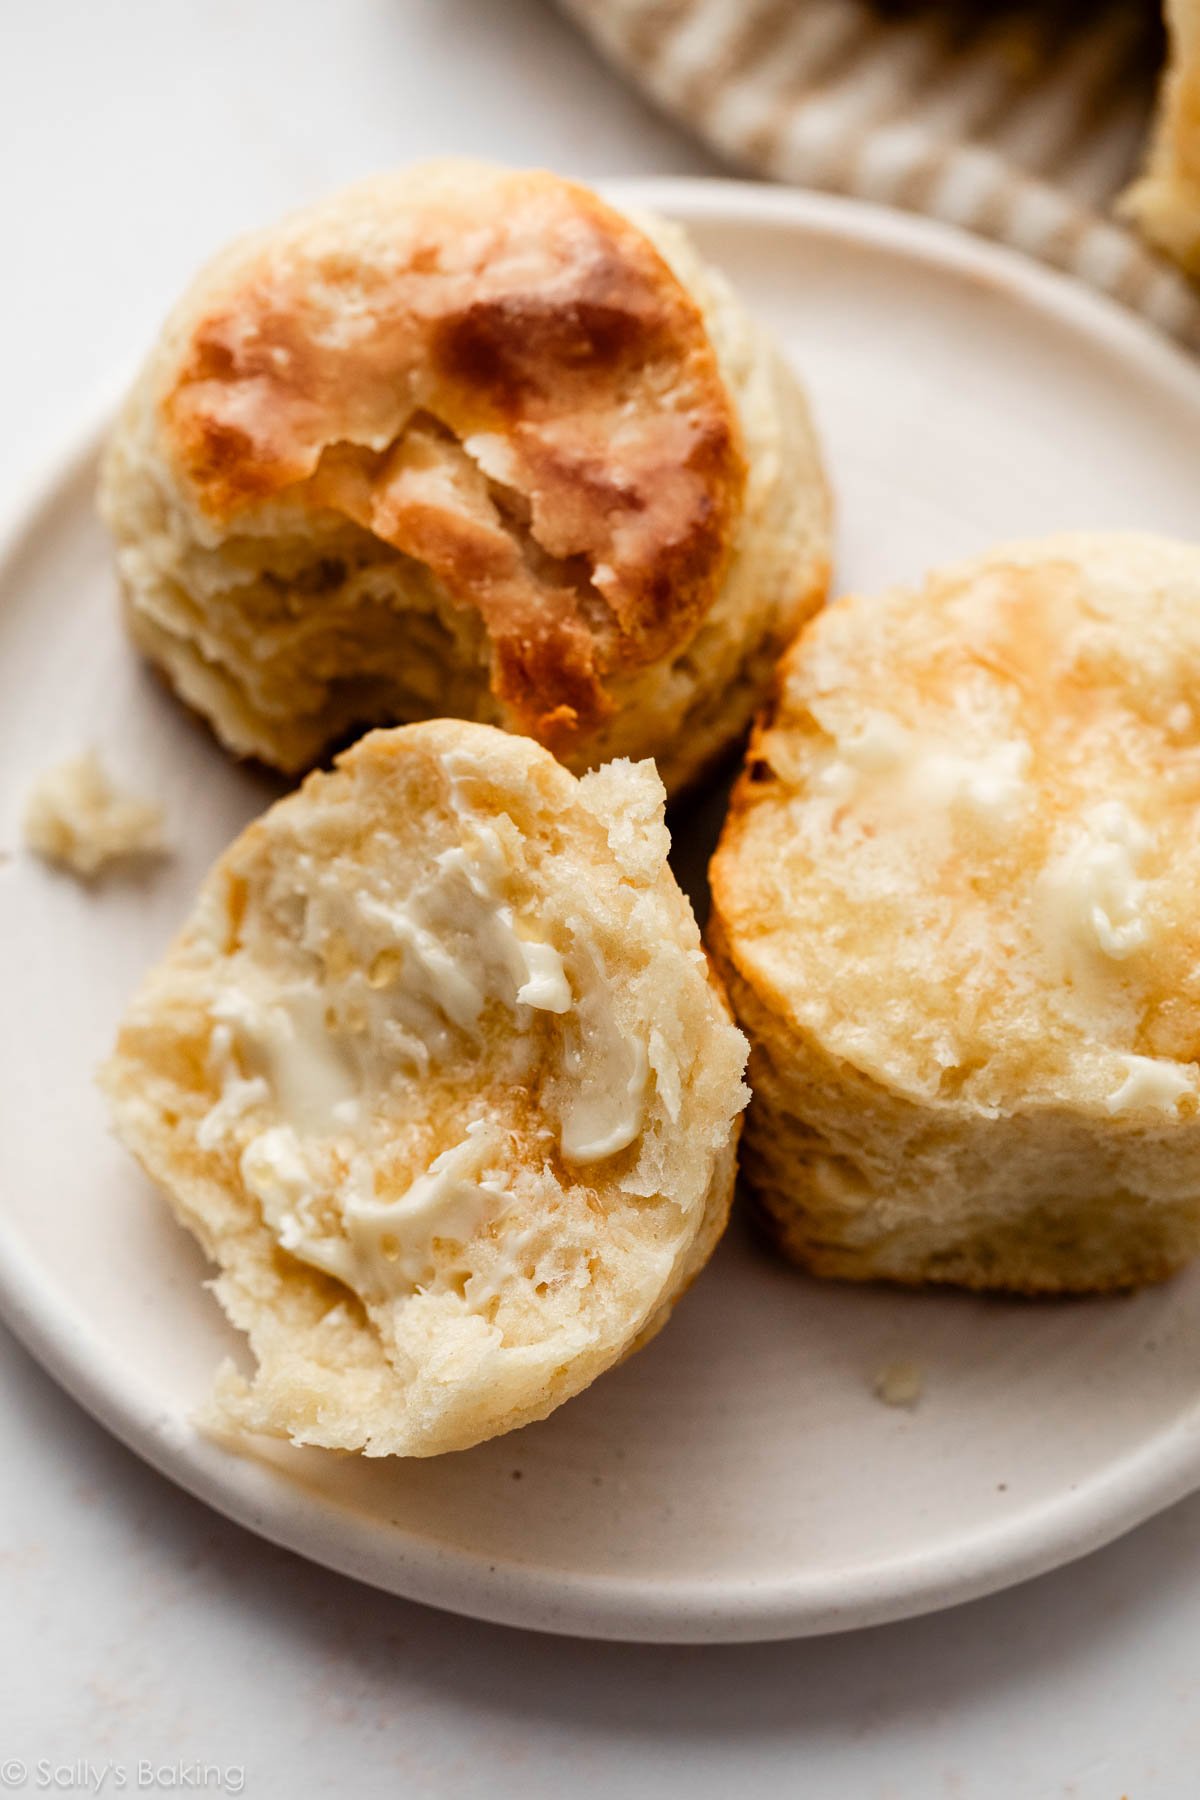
[4,179,1200,1644]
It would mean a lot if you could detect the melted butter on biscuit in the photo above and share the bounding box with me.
[559,941,649,1164]
[198,747,650,1301]
[814,709,1031,829]
[210,987,359,1136]
[1036,802,1151,990]
[241,1120,512,1299]
[1105,1054,1194,1115]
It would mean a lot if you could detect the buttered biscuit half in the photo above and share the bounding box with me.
[102,720,748,1455]
[710,533,1200,1295]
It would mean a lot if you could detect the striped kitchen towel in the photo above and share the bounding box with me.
[560,0,1200,348]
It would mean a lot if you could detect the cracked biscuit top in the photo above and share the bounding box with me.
[153,161,746,745]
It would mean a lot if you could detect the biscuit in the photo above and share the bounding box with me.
[1121,0,1200,277]
[710,534,1200,1294]
[99,161,830,794]
[101,720,748,1455]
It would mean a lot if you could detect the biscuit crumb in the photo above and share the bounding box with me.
[23,752,167,878]
[873,1359,924,1409]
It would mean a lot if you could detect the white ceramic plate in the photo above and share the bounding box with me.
[3,182,1200,1646]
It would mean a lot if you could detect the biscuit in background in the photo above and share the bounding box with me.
[100,160,830,795]
[102,720,748,1456]
[710,533,1200,1295]
[1122,0,1200,278]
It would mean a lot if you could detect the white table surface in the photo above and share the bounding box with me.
[3,4,1200,1795]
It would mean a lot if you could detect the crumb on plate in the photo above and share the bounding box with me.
[873,1359,924,1410]
[23,751,167,878]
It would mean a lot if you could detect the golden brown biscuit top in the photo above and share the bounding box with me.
[713,536,1200,1112]
[158,163,746,745]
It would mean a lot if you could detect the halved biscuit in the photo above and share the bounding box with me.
[102,721,748,1454]
[710,534,1200,1294]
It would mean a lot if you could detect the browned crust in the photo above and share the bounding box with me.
[159,165,746,746]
